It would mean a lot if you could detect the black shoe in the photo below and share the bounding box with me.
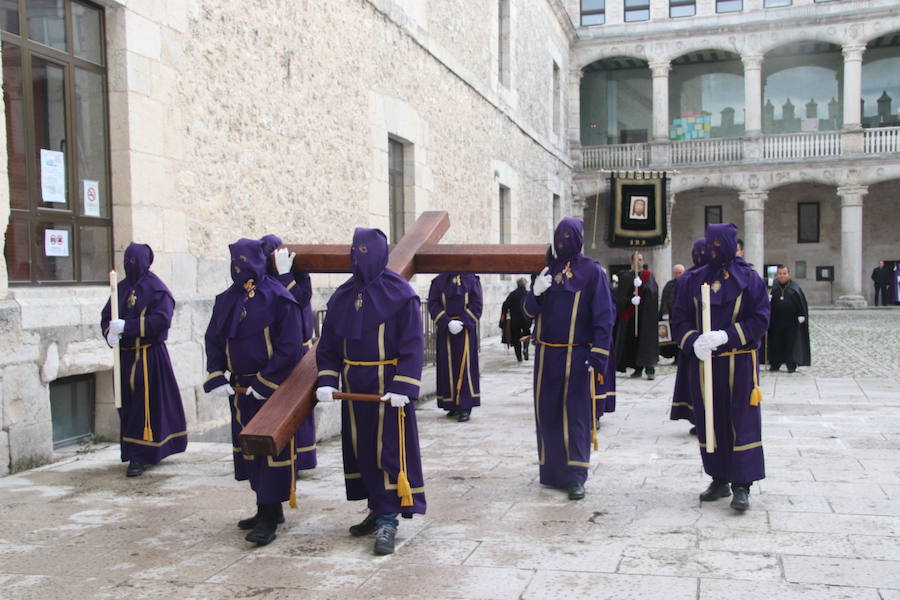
[689,427,697,436]
[457,410,471,422]
[446,409,459,418]
[566,481,585,500]
[245,503,280,546]
[238,504,285,530]
[699,479,731,502]
[629,369,643,378]
[787,364,797,373]
[646,372,656,381]
[769,364,780,372]
[373,524,397,555]
[730,484,750,511]
[349,511,379,537]
[126,460,144,477]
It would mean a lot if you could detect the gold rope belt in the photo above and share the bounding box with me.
[123,343,154,442]
[536,340,584,348]
[343,358,399,366]
[712,348,763,406]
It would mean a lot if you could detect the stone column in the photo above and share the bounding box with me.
[836,185,868,307]
[738,191,767,277]
[742,54,763,137]
[842,43,865,130]
[650,61,671,142]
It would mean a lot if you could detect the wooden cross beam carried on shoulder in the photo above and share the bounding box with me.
[239,211,547,456]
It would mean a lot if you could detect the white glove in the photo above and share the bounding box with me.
[612,274,619,283]
[274,248,295,275]
[106,331,119,347]
[693,336,713,361]
[448,320,464,335]
[532,267,552,296]
[381,392,410,408]
[633,277,642,288]
[662,313,669,320]
[631,295,641,306]
[694,330,728,361]
[248,387,264,400]
[316,386,337,403]
[109,319,125,336]
[798,316,806,324]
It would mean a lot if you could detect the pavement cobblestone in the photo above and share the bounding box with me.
[0,308,897,599]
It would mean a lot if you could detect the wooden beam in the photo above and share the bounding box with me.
[414,244,547,274]
[284,243,548,275]
[239,211,450,456]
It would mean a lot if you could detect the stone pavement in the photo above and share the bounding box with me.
[0,309,898,599]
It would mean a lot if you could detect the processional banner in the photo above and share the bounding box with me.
[607,171,667,248]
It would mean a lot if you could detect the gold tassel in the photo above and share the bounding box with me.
[397,407,413,507]
[141,347,153,441]
[289,437,298,509]
[749,350,763,407]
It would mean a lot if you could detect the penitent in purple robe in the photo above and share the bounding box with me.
[669,237,707,424]
[892,266,900,305]
[204,238,304,505]
[523,218,615,488]
[101,243,187,465]
[316,228,426,517]
[671,224,770,484]
[427,273,483,412]
[261,234,316,470]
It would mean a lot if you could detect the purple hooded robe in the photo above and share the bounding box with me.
[671,224,770,484]
[260,234,317,470]
[101,243,188,464]
[427,273,483,412]
[204,238,304,505]
[316,228,426,517]
[522,218,616,487]
[669,238,707,424]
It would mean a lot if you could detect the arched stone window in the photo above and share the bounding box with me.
[580,56,651,146]
[669,50,745,140]
[762,41,843,134]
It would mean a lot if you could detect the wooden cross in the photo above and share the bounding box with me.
[240,211,547,456]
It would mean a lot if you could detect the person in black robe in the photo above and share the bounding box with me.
[872,261,891,306]
[614,252,659,380]
[767,265,810,373]
[658,263,685,360]
[501,278,533,362]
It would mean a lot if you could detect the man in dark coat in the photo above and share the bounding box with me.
[102,243,188,477]
[872,261,891,306]
[614,252,659,379]
[659,263,685,360]
[501,277,533,362]
[767,265,810,373]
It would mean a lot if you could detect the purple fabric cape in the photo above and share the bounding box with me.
[431,272,479,298]
[326,227,416,341]
[549,217,596,293]
[211,238,297,339]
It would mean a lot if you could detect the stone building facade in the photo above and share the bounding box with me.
[567,0,900,306]
[0,0,574,473]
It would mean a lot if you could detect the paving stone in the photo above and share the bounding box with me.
[522,571,698,600]
[783,555,900,589]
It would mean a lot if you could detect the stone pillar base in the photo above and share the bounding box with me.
[836,294,868,308]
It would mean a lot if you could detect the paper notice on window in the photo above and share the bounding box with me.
[83,179,100,216]
[44,229,69,257]
[40,149,66,204]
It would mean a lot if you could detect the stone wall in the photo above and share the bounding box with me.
[0,0,573,473]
